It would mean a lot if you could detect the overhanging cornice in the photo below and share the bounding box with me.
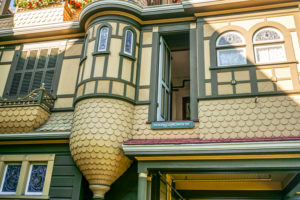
[123,140,300,156]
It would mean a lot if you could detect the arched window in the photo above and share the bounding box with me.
[98,27,109,52]
[253,27,286,64]
[124,30,134,56]
[216,31,247,66]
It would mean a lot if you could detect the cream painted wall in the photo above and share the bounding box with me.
[0,64,10,97]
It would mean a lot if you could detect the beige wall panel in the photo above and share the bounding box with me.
[217,72,231,82]
[65,44,83,57]
[77,85,84,97]
[0,64,10,97]
[139,47,152,86]
[121,58,132,82]
[139,88,149,101]
[203,22,228,37]
[277,80,294,91]
[134,28,140,42]
[291,32,300,63]
[82,41,95,80]
[236,83,251,94]
[205,82,212,96]
[234,71,250,81]
[118,23,127,36]
[257,81,274,92]
[97,80,110,93]
[126,85,135,100]
[112,81,124,96]
[94,56,105,77]
[133,56,137,85]
[1,51,14,62]
[110,22,117,35]
[274,67,291,79]
[218,84,233,95]
[290,94,300,106]
[204,40,211,79]
[256,69,272,80]
[57,58,80,95]
[143,32,153,45]
[78,64,83,84]
[106,39,121,78]
[231,18,264,31]
[298,64,300,73]
[267,15,296,29]
[93,24,101,38]
[85,81,95,94]
[54,98,73,108]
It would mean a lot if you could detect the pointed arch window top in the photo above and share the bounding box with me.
[216,32,245,47]
[253,27,283,43]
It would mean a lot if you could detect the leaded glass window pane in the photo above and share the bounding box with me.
[217,48,247,66]
[255,44,286,63]
[216,32,245,47]
[26,165,47,195]
[253,28,283,43]
[0,165,21,194]
[98,27,109,52]
[124,30,133,55]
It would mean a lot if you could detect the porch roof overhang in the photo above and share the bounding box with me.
[122,137,300,156]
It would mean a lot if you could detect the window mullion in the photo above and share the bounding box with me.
[42,160,54,196]
[0,161,4,183]
[16,160,30,196]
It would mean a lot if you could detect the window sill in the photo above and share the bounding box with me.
[92,51,110,56]
[0,195,49,199]
[146,120,198,130]
[119,52,136,61]
[210,61,298,70]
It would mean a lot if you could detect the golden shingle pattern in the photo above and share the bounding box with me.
[70,98,133,186]
[36,112,73,131]
[0,106,50,133]
[132,96,300,140]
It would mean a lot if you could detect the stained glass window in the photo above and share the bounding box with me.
[124,30,133,55]
[216,32,247,66]
[98,27,109,52]
[253,28,286,63]
[0,165,21,194]
[253,28,283,43]
[216,31,244,47]
[25,165,47,195]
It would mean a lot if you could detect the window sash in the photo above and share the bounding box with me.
[254,44,286,64]
[217,48,247,66]
[98,27,109,52]
[0,164,22,195]
[124,30,134,56]
[25,164,47,196]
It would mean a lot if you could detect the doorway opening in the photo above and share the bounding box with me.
[157,32,190,121]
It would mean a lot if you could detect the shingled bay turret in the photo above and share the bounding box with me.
[70,1,141,199]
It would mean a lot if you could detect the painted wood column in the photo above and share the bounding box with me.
[189,23,198,120]
[138,172,148,200]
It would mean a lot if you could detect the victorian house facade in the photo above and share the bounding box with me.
[0,0,300,199]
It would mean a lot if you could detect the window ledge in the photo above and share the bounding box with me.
[210,61,299,70]
[0,195,49,199]
[92,51,110,56]
[119,52,136,61]
[146,120,197,130]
